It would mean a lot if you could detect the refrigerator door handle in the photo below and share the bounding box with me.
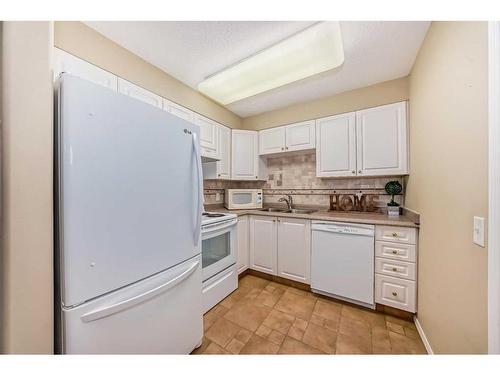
[80,259,200,323]
[192,132,203,246]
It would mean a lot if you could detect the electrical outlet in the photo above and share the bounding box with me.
[473,216,485,247]
[215,192,221,202]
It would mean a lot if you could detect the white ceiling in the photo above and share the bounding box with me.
[85,21,430,118]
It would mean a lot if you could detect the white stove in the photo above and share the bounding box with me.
[201,211,237,226]
[200,211,238,313]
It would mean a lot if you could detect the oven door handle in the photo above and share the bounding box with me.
[202,218,238,234]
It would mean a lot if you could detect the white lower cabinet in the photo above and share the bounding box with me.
[237,216,249,274]
[249,216,277,275]
[375,274,416,313]
[249,215,310,283]
[374,225,417,313]
[277,218,311,283]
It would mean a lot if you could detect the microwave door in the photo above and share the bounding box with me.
[233,192,253,206]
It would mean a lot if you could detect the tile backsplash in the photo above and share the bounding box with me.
[204,153,404,210]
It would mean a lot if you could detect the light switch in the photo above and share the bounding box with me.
[473,216,485,247]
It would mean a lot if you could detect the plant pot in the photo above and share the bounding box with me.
[387,206,400,217]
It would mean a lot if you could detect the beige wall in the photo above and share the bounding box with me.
[54,22,241,129]
[241,77,409,130]
[405,21,488,353]
[1,21,54,353]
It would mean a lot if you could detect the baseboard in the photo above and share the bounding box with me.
[414,316,434,354]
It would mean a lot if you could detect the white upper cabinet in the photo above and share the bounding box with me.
[216,125,231,179]
[258,120,315,155]
[194,115,220,161]
[316,113,357,177]
[259,127,286,155]
[53,48,118,90]
[203,125,231,179]
[163,99,194,122]
[231,130,259,180]
[356,102,408,176]
[285,120,316,152]
[117,79,163,109]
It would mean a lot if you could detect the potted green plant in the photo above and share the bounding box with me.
[384,181,402,216]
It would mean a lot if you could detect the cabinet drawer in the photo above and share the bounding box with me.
[375,226,416,244]
[375,241,416,262]
[375,257,416,280]
[375,274,416,313]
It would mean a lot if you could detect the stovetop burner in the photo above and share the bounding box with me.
[202,212,225,218]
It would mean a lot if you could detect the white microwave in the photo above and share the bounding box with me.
[224,189,263,210]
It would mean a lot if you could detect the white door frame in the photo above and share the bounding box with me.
[488,21,500,354]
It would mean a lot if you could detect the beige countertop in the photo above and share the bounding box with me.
[206,206,419,228]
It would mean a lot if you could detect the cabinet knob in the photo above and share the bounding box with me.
[255,176,258,179]
[218,173,221,177]
[392,250,398,254]
[392,232,398,237]
[272,219,276,222]
[392,291,398,297]
[281,147,284,150]
[286,146,289,150]
[352,170,355,174]
[358,170,362,173]
[392,267,398,272]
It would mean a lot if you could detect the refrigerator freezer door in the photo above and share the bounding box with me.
[62,255,203,354]
[57,74,203,307]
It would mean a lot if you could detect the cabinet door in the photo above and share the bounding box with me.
[237,216,249,274]
[259,127,286,155]
[194,115,219,158]
[356,102,408,176]
[316,113,356,177]
[163,99,194,122]
[202,125,230,179]
[53,48,118,90]
[285,120,316,152]
[231,130,259,180]
[117,78,163,109]
[217,125,231,179]
[249,216,277,275]
[277,218,311,283]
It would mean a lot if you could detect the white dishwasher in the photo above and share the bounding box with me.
[311,221,375,309]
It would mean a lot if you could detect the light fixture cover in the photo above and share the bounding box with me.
[198,22,344,105]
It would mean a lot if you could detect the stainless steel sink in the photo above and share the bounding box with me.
[260,208,316,214]
[289,208,316,214]
[260,207,289,213]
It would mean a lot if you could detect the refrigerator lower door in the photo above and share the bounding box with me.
[62,256,202,354]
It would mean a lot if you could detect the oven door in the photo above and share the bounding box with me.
[201,218,237,281]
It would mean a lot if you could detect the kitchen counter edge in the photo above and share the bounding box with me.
[207,207,419,228]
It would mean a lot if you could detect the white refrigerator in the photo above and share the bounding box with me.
[55,74,204,354]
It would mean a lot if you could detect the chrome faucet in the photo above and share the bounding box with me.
[278,195,293,211]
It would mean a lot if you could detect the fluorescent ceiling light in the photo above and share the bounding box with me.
[198,22,344,105]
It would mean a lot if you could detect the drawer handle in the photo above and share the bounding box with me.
[392,267,398,272]
[392,232,398,237]
[392,250,399,255]
[392,291,398,297]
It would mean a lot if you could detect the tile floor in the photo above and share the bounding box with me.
[193,274,427,355]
